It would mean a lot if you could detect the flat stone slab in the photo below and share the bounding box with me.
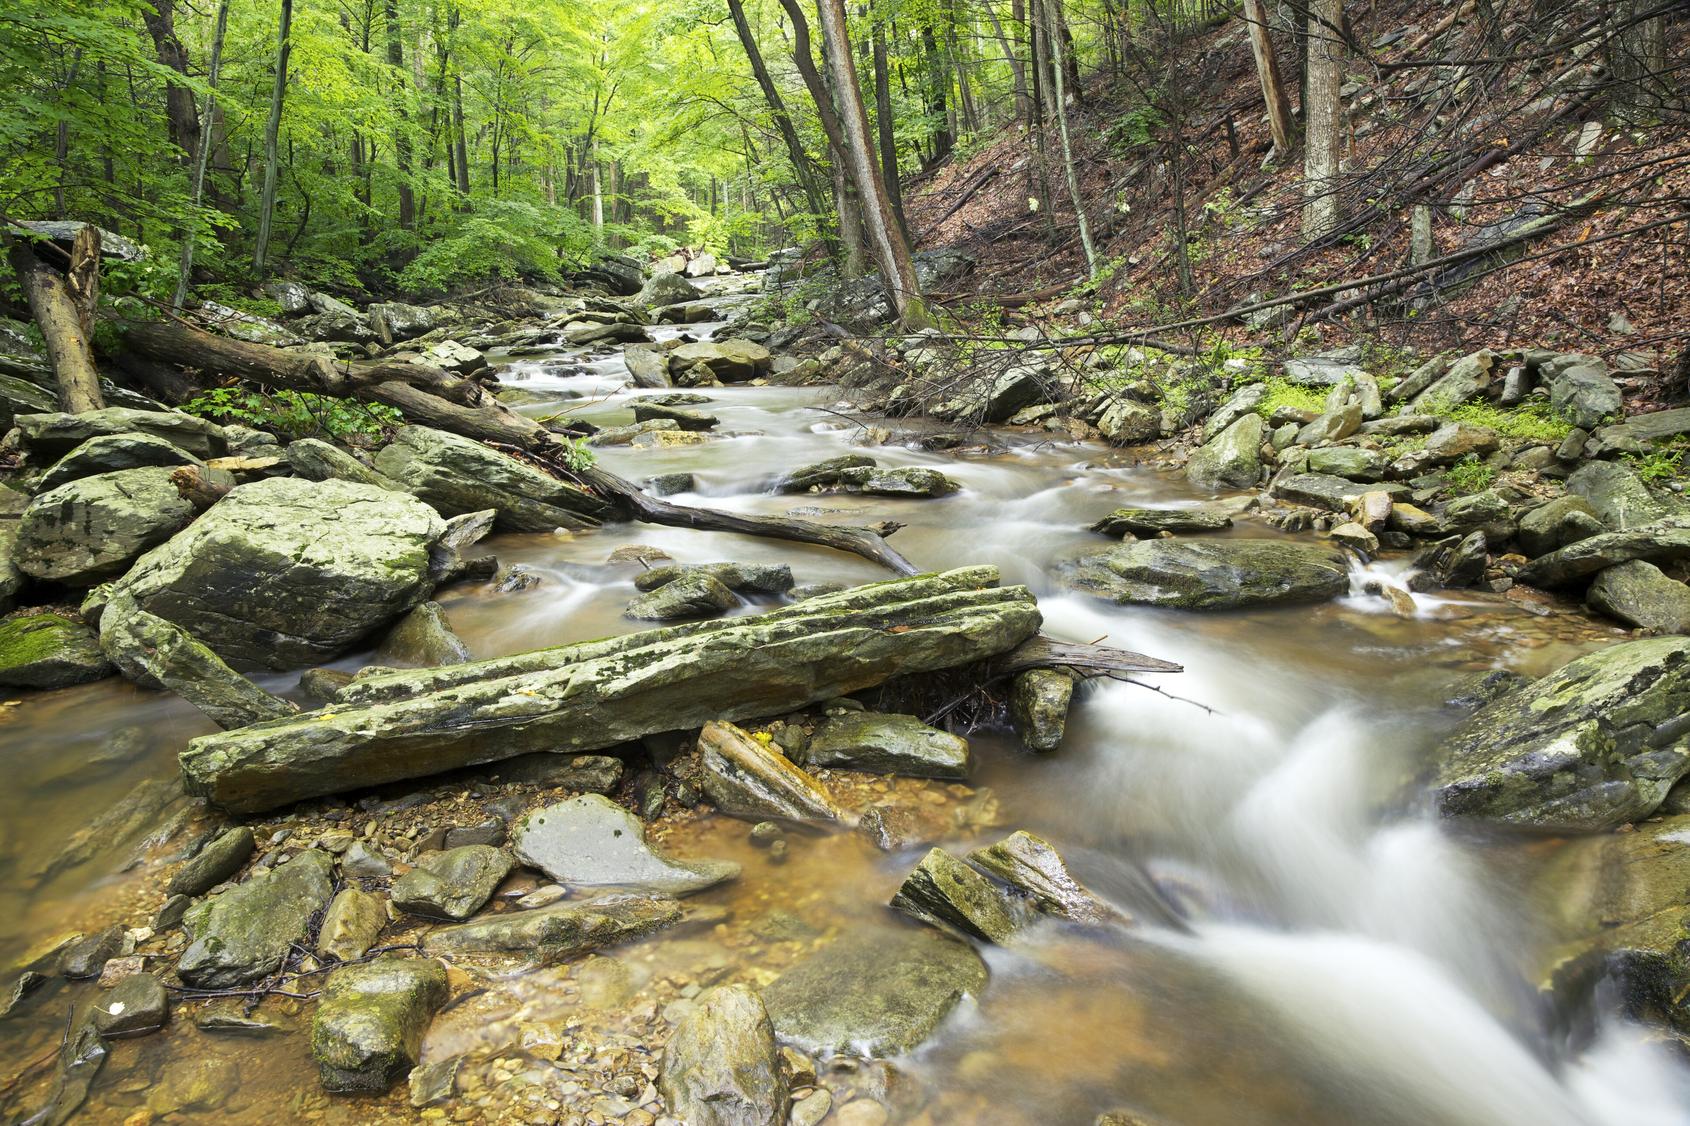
[513,794,739,896]
[799,712,971,779]
[1089,507,1232,537]
[1059,538,1350,610]
[422,895,682,963]
[1271,473,1410,512]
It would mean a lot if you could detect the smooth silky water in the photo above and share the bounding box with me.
[3,300,1687,1123]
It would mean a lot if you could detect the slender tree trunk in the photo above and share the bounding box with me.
[6,233,105,413]
[815,0,930,327]
[54,50,83,217]
[871,11,908,238]
[253,0,294,278]
[834,165,868,275]
[591,143,604,230]
[921,24,954,165]
[982,0,1029,126]
[727,0,832,229]
[1302,0,1343,240]
[174,0,232,311]
[386,0,415,230]
[1042,0,1096,277]
[139,0,202,162]
[1243,0,1294,156]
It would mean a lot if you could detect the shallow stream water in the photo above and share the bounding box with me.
[2,277,1687,1124]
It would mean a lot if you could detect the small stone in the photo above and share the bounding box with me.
[391,845,513,920]
[317,887,389,962]
[749,822,785,847]
[311,957,449,1094]
[97,955,146,987]
[790,1089,832,1126]
[166,826,256,897]
[342,839,393,879]
[92,972,169,1036]
[61,924,127,979]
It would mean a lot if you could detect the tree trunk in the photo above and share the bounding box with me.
[139,0,202,162]
[983,0,1029,125]
[814,0,931,328]
[174,0,232,311]
[1301,0,1343,240]
[386,0,415,230]
[726,0,832,230]
[921,24,954,165]
[253,0,294,278]
[1243,0,1294,156]
[871,11,908,238]
[5,234,105,413]
[1041,0,1097,278]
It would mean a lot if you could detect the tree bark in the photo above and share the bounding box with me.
[1302,0,1343,240]
[1041,0,1097,278]
[139,0,202,162]
[386,0,416,230]
[1242,0,1294,156]
[174,0,232,311]
[814,0,931,328]
[253,0,295,278]
[870,11,908,238]
[727,0,832,230]
[5,233,105,413]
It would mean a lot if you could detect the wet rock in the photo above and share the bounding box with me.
[639,271,703,308]
[421,894,682,963]
[669,340,772,382]
[0,523,22,615]
[368,301,436,345]
[624,343,674,388]
[513,794,740,895]
[0,613,113,688]
[566,319,653,346]
[790,1089,832,1126]
[697,720,847,825]
[343,839,394,879]
[14,467,197,586]
[634,562,795,596]
[1095,397,1161,445]
[154,894,192,930]
[1329,522,1379,555]
[1408,531,1489,592]
[1516,518,1690,588]
[843,466,959,497]
[177,849,335,988]
[626,572,741,621]
[1200,384,1266,441]
[1060,538,1350,610]
[285,437,396,488]
[103,477,444,669]
[1545,360,1622,430]
[317,888,388,962]
[1307,446,1386,482]
[1295,402,1363,446]
[376,601,472,666]
[31,1016,107,1124]
[632,402,718,431]
[299,667,355,702]
[489,752,624,791]
[1587,562,1690,634]
[1518,495,1605,557]
[1185,414,1264,490]
[969,831,1120,925]
[1272,472,1410,512]
[644,472,696,497]
[1442,489,1515,542]
[659,983,787,1126]
[1566,461,1677,530]
[1089,506,1232,537]
[312,957,449,1094]
[854,805,949,852]
[891,847,1026,942]
[391,845,512,920]
[91,972,168,1036]
[374,425,609,532]
[167,826,256,896]
[799,711,971,779]
[36,433,202,492]
[1408,349,1492,413]
[1433,636,1690,830]
[932,365,1050,425]
[60,925,126,979]
[775,454,876,492]
[1009,670,1073,752]
[760,927,988,1057]
[12,407,226,461]
[99,604,298,726]
[194,1002,296,1037]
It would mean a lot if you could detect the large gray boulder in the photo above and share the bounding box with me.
[1272,473,1410,512]
[1060,538,1350,610]
[14,467,197,586]
[0,612,112,688]
[932,365,1050,425]
[311,957,448,1094]
[12,408,226,461]
[512,794,739,896]
[667,340,771,383]
[36,433,202,492]
[1186,414,1264,490]
[638,271,703,307]
[1546,360,1622,430]
[1586,407,1690,458]
[1516,518,1690,588]
[102,477,444,669]
[373,425,609,532]
[1566,461,1677,530]
[760,927,987,1057]
[659,984,787,1126]
[367,302,436,345]
[1518,495,1605,557]
[1587,562,1690,634]
[1433,637,1690,830]
[177,849,335,988]
[1408,349,1493,413]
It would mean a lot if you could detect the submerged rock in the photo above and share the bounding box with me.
[376,601,472,666]
[513,794,740,895]
[390,845,512,920]
[311,957,448,1094]
[1060,538,1349,610]
[697,720,847,825]
[1009,670,1073,752]
[0,613,112,688]
[422,895,682,963]
[659,983,787,1126]
[60,925,126,979]
[968,831,1120,925]
[890,847,1026,943]
[626,572,741,621]
[166,826,256,897]
[799,711,971,779]
[633,562,795,596]
[177,849,335,988]
[1433,637,1690,830]
[91,972,169,1036]
[14,467,197,586]
[760,927,988,1057]
[373,425,608,532]
[1587,562,1690,634]
[103,477,444,669]
[317,888,388,962]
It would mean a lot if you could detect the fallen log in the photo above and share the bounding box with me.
[180,566,1041,812]
[121,318,919,573]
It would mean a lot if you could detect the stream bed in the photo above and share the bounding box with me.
[3,281,1688,1124]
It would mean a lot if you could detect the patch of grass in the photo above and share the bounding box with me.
[1624,438,1689,484]
[1444,454,1498,495]
[1251,377,1327,418]
[1446,400,1573,443]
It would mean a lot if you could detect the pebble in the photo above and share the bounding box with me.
[836,1098,890,1126]
[790,1089,833,1126]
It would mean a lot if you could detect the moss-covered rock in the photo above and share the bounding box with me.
[890,847,1027,943]
[0,613,112,688]
[375,601,472,666]
[177,849,335,988]
[1587,561,1690,634]
[311,957,448,1094]
[372,424,608,532]
[1433,636,1690,830]
[421,894,681,963]
[625,571,740,621]
[1186,414,1264,490]
[390,845,512,920]
[12,407,226,461]
[36,433,202,492]
[798,711,971,779]
[14,467,197,586]
[659,984,787,1126]
[1060,538,1349,610]
[1009,669,1073,752]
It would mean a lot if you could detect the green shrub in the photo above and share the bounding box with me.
[1446,400,1573,443]
[1625,439,1688,484]
[1444,454,1498,495]
[1251,377,1327,418]
[182,386,402,446]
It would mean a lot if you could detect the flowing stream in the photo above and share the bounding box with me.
[2,275,1687,1123]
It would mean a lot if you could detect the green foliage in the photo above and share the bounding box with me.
[1251,378,1327,418]
[182,386,402,445]
[1624,439,1689,484]
[1447,400,1574,443]
[397,201,592,294]
[1444,455,1498,495]
[550,436,597,473]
